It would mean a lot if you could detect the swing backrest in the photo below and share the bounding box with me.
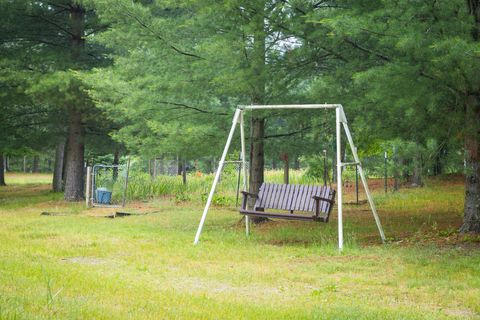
[254,183,335,216]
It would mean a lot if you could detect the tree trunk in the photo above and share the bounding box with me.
[160,156,165,175]
[393,147,400,191]
[211,157,216,174]
[64,4,86,201]
[5,156,9,172]
[272,158,277,170]
[294,157,300,170]
[248,117,265,213]
[401,158,410,181]
[247,0,267,224]
[112,149,119,182]
[148,159,151,177]
[64,108,85,201]
[433,144,446,176]
[52,139,65,192]
[0,154,6,186]
[182,158,187,185]
[411,153,423,187]
[32,156,40,173]
[281,153,289,184]
[460,94,480,233]
[62,142,68,186]
[177,155,182,175]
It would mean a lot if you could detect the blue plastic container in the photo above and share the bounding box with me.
[96,187,112,204]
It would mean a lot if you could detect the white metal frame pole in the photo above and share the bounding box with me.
[336,107,344,251]
[194,108,241,245]
[341,113,386,243]
[239,110,249,235]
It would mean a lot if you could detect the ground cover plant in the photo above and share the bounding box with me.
[0,173,478,319]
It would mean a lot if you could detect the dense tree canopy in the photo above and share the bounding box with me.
[0,0,478,232]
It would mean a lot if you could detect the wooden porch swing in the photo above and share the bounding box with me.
[239,183,336,222]
[193,104,386,251]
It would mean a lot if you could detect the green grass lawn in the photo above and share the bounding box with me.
[4,172,53,185]
[0,173,479,319]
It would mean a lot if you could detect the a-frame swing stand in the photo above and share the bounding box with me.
[194,104,386,250]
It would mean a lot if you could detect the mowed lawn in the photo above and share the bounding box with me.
[0,174,479,319]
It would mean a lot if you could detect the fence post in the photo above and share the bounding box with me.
[384,151,388,193]
[323,149,327,186]
[235,153,242,207]
[85,166,92,207]
[393,145,399,191]
[122,158,131,208]
[153,158,158,179]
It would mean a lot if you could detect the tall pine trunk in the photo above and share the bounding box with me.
[411,153,423,187]
[460,1,480,232]
[281,153,289,184]
[32,156,40,173]
[460,94,480,233]
[63,4,86,201]
[272,158,277,170]
[182,158,187,185]
[249,118,265,211]
[112,149,119,182]
[393,147,400,191]
[247,0,267,222]
[64,108,85,201]
[294,157,300,170]
[0,154,5,186]
[52,139,65,192]
[433,144,445,176]
[177,155,182,175]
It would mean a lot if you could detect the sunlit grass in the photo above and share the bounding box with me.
[0,177,478,319]
[5,172,53,185]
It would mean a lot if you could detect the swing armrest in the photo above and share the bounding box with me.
[312,190,336,222]
[241,191,258,210]
[241,191,258,197]
[312,195,334,203]
[312,196,334,218]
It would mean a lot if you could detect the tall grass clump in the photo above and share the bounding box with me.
[123,169,315,204]
[102,167,384,206]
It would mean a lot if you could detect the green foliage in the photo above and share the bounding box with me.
[1,0,478,217]
[304,153,330,182]
[0,0,118,187]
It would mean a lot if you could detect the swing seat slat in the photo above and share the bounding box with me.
[239,183,336,222]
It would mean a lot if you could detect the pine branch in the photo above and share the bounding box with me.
[343,38,391,61]
[24,14,75,37]
[157,101,229,116]
[265,126,312,139]
[121,7,205,60]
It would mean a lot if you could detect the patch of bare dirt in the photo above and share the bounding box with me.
[61,257,106,265]
[84,201,161,218]
[388,230,480,249]
[443,308,478,318]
